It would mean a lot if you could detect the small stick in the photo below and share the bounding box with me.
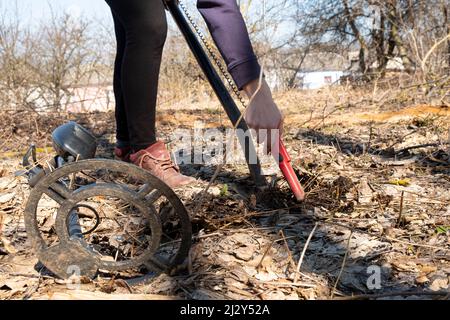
[257,281,317,289]
[397,191,405,227]
[22,276,42,300]
[331,231,353,299]
[395,143,449,155]
[256,238,277,270]
[385,236,448,251]
[335,290,450,300]
[279,229,296,273]
[314,219,449,251]
[34,118,40,137]
[294,222,318,283]
[69,154,81,190]
[193,232,222,240]
[367,123,374,152]
[400,190,450,203]
[187,247,194,275]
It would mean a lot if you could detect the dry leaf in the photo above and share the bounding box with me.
[255,271,278,282]
[229,268,249,284]
[351,211,361,219]
[229,233,255,246]
[99,281,116,294]
[415,275,429,284]
[261,290,286,300]
[114,279,133,293]
[0,193,15,204]
[234,247,254,261]
[261,255,273,269]
[419,265,437,274]
[208,186,221,197]
[0,237,17,254]
[0,178,17,190]
[217,253,237,263]
[1,277,37,291]
[429,278,448,291]
[392,261,418,272]
[224,278,246,290]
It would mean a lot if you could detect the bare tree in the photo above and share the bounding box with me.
[295,0,449,79]
[32,11,100,112]
[0,3,40,112]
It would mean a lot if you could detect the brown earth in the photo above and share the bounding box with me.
[0,92,449,300]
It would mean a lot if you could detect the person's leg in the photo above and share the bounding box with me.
[106,0,168,151]
[105,0,194,187]
[110,10,130,148]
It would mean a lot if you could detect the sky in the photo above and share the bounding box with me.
[1,0,271,18]
[0,0,275,26]
[1,0,111,22]
[0,0,293,45]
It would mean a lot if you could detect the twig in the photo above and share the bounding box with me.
[255,236,296,269]
[399,74,450,90]
[23,273,43,300]
[384,129,419,151]
[315,219,449,251]
[0,132,13,150]
[258,281,317,289]
[297,108,315,128]
[421,33,450,71]
[385,236,448,251]
[279,229,296,274]
[256,238,277,270]
[253,205,302,215]
[331,231,353,299]
[396,191,404,227]
[335,290,450,300]
[367,123,374,153]
[187,247,194,275]
[396,143,449,155]
[310,104,342,130]
[41,290,183,300]
[294,222,318,283]
[214,205,301,224]
[192,232,223,240]
[399,190,450,204]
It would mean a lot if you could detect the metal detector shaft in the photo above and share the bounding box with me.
[165,0,266,187]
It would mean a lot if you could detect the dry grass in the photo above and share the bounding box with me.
[0,86,449,300]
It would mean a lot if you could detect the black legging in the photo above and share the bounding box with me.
[106,0,167,151]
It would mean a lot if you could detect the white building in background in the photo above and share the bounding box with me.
[299,70,346,90]
[371,56,405,71]
[295,52,351,90]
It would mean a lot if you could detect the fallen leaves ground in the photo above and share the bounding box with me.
[0,89,449,300]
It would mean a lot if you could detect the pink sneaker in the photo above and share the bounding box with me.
[114,146,132,163]
[130,141,196,188]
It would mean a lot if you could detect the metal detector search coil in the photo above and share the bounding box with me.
[22,122,192,279]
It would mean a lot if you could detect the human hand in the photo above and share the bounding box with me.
[243,78,284,153]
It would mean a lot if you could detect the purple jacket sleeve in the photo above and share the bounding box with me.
[197,0,261,90]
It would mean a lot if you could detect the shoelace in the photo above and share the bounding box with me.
[139,152,179,173]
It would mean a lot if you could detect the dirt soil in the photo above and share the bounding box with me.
[0,91,449,300]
